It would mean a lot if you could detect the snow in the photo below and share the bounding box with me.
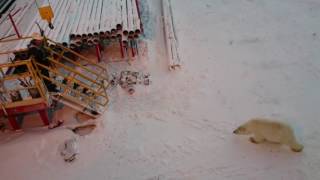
[1,0,320,179]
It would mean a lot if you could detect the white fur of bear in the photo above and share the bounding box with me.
[233,118,303,152]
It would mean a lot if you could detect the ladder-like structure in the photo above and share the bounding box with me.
[38,38,109,117]
[0,59,51,129]
[0,37,109,130]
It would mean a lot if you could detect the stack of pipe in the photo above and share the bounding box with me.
[162,0,181,70]
[0,1,34,52]
[14,0,143,55]
[0,0,16,17]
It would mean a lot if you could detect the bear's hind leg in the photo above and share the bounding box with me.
[284,137,304,152]
[250,134,265,144]
[290,142,304,152]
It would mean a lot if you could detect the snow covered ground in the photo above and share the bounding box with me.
[1,0,320,179]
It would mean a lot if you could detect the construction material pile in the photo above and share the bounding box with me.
[15,0,143,52]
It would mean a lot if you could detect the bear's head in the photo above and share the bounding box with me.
[233,125,251,135]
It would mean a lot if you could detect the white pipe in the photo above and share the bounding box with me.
[86,0,95,35]
[51,0,70,41]
[72,0,85,36]
[61,1,79,43]
[127,0,134,34]
[15,19,35,50]
[162,0,181,70]
[79,0,91,35]
[108,0,115,32]
[121,0,129,35]
[110,0,117,32]
[15,0,144,49]
[88,0,98,34]
[131,0,141,34]
[3,2,33,37]
[97,0,103,31]
[101,0,108,31]
[49,0,67,40]
[115,0,122,30]
[57,1,74,43]
[16,0,50,49]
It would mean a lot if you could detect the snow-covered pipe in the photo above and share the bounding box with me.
[88,0,98,34]
[131,0,141,35]
[101,0,109,32]
[51,0,70,41]
[86,0,96,35]
[92,0,100,33]
[16,0,52,49]
[115,0,122,31]
[3,2,33,38]
[97,0,103,32]
[15,24,32,49]
[15,0,143,50]
[80,0,91,35]
[135,0,143,32]
[71,0,85,37]
[61,20,73,44]
[109,0,116,33]
[122,0,129,35]
[57,1,75,43]
[127,0,134,34]
[162,0,181,70]
[15,26,32,49]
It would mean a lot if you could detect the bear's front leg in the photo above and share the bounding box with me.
[250,134,265,144]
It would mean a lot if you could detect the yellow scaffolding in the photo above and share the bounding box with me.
[0,37,109,118]
[0,60,49,109]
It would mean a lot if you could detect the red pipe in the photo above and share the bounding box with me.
[11,8,22,17]
[8,116,20,130]
[8,13,21,38]
[95,44,101,62]
[119,38,124,58]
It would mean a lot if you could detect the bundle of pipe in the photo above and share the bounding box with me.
[0,1,34,53]
[14,0,143,56]
[67,0,142,55]
[0,0,16,17]
[162,0,181,70]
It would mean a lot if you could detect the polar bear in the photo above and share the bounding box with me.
[233,118,304,152]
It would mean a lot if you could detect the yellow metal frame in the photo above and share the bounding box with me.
[0,60,49,109]
[0,36,33,55]
[0,37,109,116]
[39,39,109,114]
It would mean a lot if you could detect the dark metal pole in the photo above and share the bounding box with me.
[8,12,21,38]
